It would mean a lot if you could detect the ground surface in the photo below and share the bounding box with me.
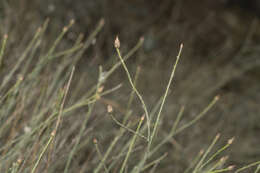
[1,0,260,172]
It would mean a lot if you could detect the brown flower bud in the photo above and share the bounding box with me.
[107,105,113,113]
[228,137,235,145]
[114,36,120,48]
[93,138,98,144]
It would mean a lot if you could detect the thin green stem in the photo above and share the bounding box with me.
[254,164,260,173]
[115,44,150,140]
[0,34,8,69]
[175,96,219,135]
[235,161,260,173]
[93,139,109,173]
[64,67,102,173]
[142,153,168,171]
[206,156,228,173]
[184,150,204,173]
[0,27,42,90]
[131,44,183,173]
[209,167,234,173]
[150,106,184,157]
[30,133,54,173]
[95,67,141,173]
[150,43,183,145]
[193,133,221,173]
[119,116,144,173]
[109,113,148,141]
[53,66,75,135]
[200,138,234,170]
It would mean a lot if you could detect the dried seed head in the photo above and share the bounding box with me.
[140,36,144,43]
[114,36,120,48]
[228,165,235,170]
[92,38,97,45]
[199,149,204,155]
[17,74,24,81]
[107,105,113,113]
[180,43,184,49]
[24,126,32,133]
[216,133,221,140]
[220,156,229,162]
[214,95,220,101]
[228,137,235,145]
[98,86,104,93]
[37,27,42,33]
[17,158,22,164]
[99,18,105,26]
[51,130,56,137]
[141,115,145,121]
[63,26,68,32]
[93,138,98,144]
[70,19,75,25]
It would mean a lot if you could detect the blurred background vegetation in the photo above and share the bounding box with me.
[0,0,260,172]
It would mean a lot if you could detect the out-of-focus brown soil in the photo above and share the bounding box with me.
[1,0,260,171]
